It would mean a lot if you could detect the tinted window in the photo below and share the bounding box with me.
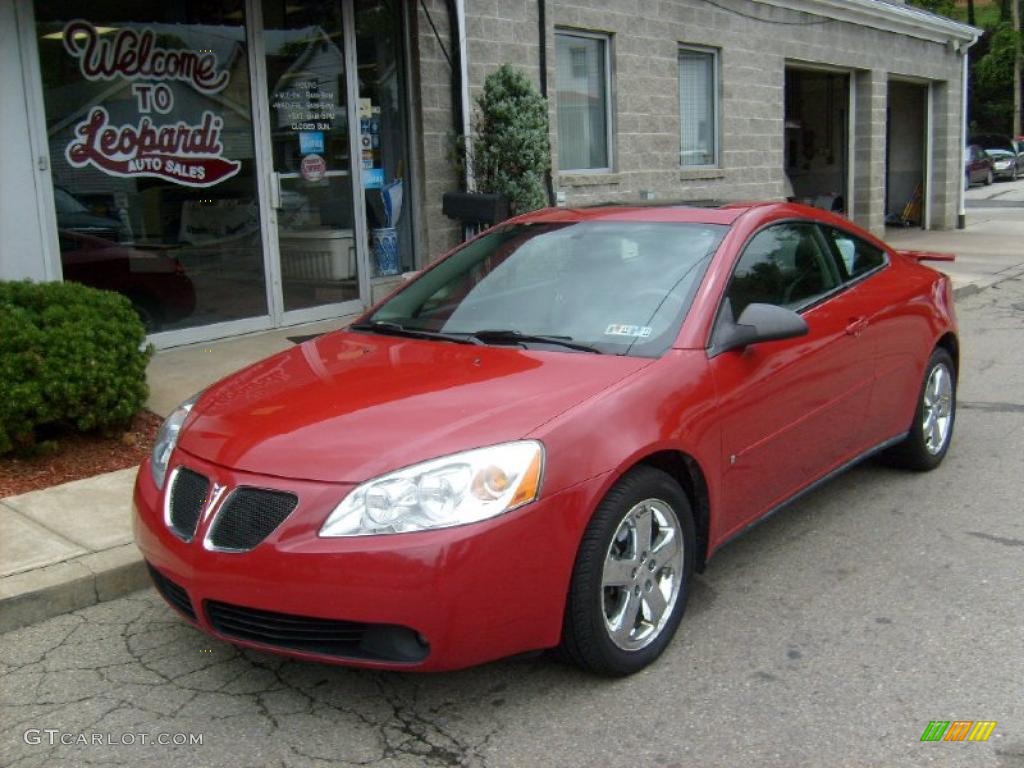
[823,227,886,280]
[370,221,727,357]
[724,223,839,316]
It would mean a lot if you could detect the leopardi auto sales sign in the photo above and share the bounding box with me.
[61,20,241,188]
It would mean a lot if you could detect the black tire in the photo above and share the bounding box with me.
[984,170,994,186]
[559,466,695,676]
[882,347,956,471]
[127,296,163,333]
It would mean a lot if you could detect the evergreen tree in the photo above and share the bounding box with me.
[470,65,551,214]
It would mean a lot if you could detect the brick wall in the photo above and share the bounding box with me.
[411,0,966,261]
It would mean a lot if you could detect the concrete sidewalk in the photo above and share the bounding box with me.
[3,204,1023,634]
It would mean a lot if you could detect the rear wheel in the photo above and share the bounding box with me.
[559,466,694,676]
[882,348,956,471]
[984,169,994,186]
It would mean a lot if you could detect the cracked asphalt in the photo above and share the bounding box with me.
[2,276,1023,768]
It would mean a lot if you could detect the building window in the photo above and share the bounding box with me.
[679,46,719,167]
[556,31,611,172]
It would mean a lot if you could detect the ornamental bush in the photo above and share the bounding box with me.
[471,64,551,214]
[0,280,153,455]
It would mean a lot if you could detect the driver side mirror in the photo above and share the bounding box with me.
[711,301,809,356]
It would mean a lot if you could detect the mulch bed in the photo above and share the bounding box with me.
[0,410,163,498]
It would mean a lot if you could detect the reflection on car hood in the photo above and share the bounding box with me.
[177,330,652,482]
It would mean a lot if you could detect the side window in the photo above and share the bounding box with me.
[724,223,840,317]
[823,227,886,280]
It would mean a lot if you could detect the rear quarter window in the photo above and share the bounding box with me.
[823,227,886,281]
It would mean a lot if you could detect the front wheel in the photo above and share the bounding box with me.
[984,169,994,186]
[559,466,695,676]
[882,347,956,471]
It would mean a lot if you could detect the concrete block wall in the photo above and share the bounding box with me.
[411,0,462,261]
[411,0,966,261]
[853,69,888,234]
[930,79,964,226]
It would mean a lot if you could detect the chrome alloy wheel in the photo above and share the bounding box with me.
[922,363,954,455]
[601,499,685,651]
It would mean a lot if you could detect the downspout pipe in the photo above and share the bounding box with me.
[957,32,980,230]
[452,0,473,192]
[957,43,968,229]
[538,0,555,205]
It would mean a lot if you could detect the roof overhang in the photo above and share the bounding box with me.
[751,0,981,46]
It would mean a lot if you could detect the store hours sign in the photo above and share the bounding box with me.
[61,20,241,188]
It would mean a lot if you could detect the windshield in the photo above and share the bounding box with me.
[53,188,88,214]
[366,220,727,356]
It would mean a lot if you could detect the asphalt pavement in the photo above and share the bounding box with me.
[2,236,1023,767]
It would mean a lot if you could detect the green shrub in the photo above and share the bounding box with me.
[470,64,551,215]
[0,280,153,455]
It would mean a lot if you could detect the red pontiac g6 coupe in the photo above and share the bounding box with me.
[135,202,958,676]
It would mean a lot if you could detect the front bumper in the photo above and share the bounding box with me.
[133,449,608,671]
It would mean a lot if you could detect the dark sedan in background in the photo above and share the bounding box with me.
[969,134,1023,181]
[964,145,994,188]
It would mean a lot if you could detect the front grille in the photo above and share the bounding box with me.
[206,488,298,551]
[205,601,429,662]
[147,563,196,621]
[168,467,209,541]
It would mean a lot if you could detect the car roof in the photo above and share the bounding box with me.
[507,202,772,226]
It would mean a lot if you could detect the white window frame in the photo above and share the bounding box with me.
[555,29,614,174]
[678,44,721,169]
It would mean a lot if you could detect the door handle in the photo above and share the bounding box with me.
[845,316,869,336]
[270,172,282,209]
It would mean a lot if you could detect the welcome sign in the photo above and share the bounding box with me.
[61,20,241,188]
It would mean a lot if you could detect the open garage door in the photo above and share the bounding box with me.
[784,68,850,214]
[886,80,928,228]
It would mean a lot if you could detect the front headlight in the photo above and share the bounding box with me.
[320,441,544,537]
[150,393,200,490]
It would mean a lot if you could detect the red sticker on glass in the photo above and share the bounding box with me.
[300,154,327,182]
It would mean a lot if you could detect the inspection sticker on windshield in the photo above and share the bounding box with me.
[605,324,652,338]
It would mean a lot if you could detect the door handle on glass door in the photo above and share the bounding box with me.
[845,316,869,336]
[270,172,282,209]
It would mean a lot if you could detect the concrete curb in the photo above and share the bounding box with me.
[950,262,1024,300]
[952,284,981,299]
[0,544,148,634]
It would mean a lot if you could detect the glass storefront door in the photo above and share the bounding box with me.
[261,0,362,314]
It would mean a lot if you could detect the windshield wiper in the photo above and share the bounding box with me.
[468,329,601,353]
[350,321,481,345]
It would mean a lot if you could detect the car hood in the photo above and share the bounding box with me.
[177,331,652,482]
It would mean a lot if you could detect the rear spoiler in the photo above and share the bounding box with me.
[897,249,956,263]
